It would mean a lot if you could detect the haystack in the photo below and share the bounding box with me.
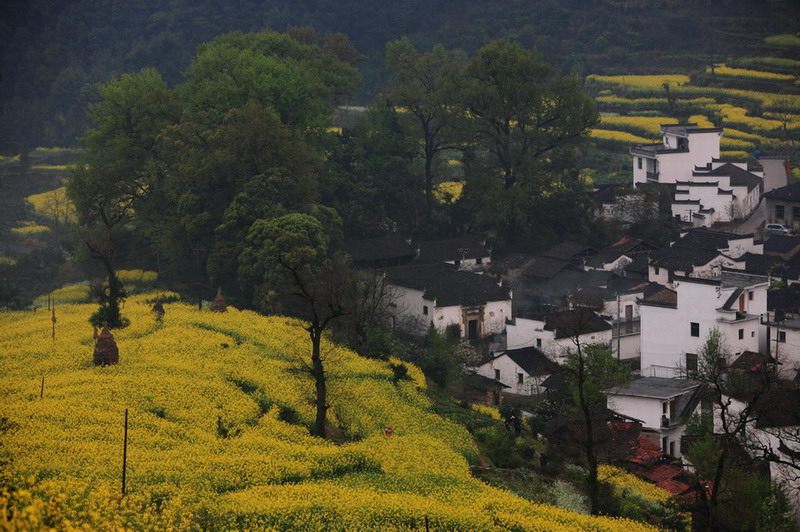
[210,287,227,313]
[93,326,119,366]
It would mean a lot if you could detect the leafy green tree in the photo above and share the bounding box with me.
[385,37,466,214]
[321,98,420,236]
[238,213,351,438]
[67,69,180,328]
[181,30,359,128]
[460,39,597,190]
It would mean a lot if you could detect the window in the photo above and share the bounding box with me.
[776,205,785,219]
[669,441,675,457]
[738,328,744,340]
[517,373,524,384]
[638,157,643,170]
[778,331,786,343]
[494,369,500,380]
[690,322,700,337]
[536,338,542,348]
[751,331,755,338]
[662,402,668,415]
[654,266,660,276]
[422,305,428,316]
[748,291,754,301]
[793,206,800,220]
[476,257,483,265]
[686,353,698,373]
[454,260,461,267]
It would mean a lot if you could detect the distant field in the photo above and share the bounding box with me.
[586,36,798,164]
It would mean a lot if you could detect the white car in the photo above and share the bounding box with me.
[766,223,791,235]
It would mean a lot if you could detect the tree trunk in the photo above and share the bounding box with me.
[311,326,328,439]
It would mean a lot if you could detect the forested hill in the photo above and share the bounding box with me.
[1,0,798,152]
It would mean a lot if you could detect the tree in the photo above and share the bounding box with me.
[385,37,466,214]
[238,213,351,438]
[558,307,631,515]
[181,30,359,128]
[460,40,597,190]
[685,328,793,530]
[67,69,180,328]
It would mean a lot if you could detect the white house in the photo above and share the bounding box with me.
[506,309,612,362]
[639,272,769,378]
[632,124,722,187]
[605,377,703,458]
[631,124,763,227]
[761,309,800,379]
[475,346,559,396]
[385,263,511,339]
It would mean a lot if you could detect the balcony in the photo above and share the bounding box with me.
[646,171,659,182]
[611,319,641,337]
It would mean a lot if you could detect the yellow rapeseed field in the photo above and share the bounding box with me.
[0,292,657,530]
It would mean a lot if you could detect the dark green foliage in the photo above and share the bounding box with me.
[389,362,412,384]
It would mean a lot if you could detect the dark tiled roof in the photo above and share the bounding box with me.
[606,377,700,399]
[416,236,489,263]
[498,346,559,377]
[542,241,599,261]
[385,263,510,307]
[764,235,800,255]
[466,372,510,391]
[662,124,722,135]
[695,163,762,192]
[343,235,416,263]
[730,351,776,372]
[650,247,720,272]
[639,287,677,308]
[763,181,800,202]
[521,256,578,281]
[672,228,744,252]
[739,252,781,276]
[544,309,612,339]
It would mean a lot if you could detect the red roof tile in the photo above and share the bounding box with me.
[644,464,682,483]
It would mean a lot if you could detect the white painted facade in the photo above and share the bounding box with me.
[632,128,721,187]
[506,316,613,362]
[605,389,700,458]
[390,285,511,339]
[640,277,768,378]
[475,354,550,396]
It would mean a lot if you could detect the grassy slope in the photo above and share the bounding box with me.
[0,293,653,530]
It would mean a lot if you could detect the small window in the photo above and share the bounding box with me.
[751,331,755,338]
[793,206,800,220]
[662,402,668,415]
[776,205,785,219]
[423,305,428,315]
[476,257,483,265]
[494,369,500,380]
[690,322,700,337]
[686,353,698,372]
[778,331,786,343]
[669,441,675,457]
[536,338,542,348]
[748,291,753,301]
[654,266,660,276]
[738,328,744,340]
[517,373,524,384]
[454,259,461,267]
[638,157,643,170]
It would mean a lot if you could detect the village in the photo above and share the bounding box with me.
[344,123,800,512]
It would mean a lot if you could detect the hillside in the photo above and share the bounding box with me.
[0,292,655,530]
[2,0,799,152]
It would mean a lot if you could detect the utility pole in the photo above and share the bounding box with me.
[616,292,621,359]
